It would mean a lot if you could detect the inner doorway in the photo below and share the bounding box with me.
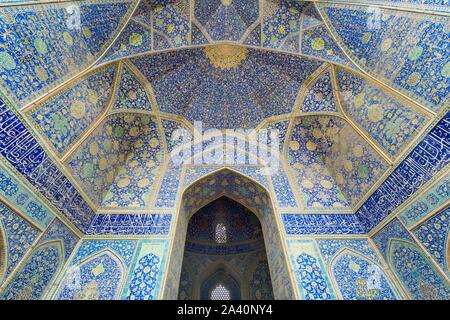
[177,196,274,300]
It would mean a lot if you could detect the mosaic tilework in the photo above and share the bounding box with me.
[0,163,54,229]
[161,118,190,153]
[287,116,351,209]
[262,0,306,49]
[132,47,322,129]
[337,68,428,158]
[0,0,133,106]
[131,0,152,26]
[300,70,339,113]
[263,120,290,152]
[302,3,323,30]
[182,169,270,218]
[111,65,152,111]
[0,201,40,283]
[192,23,209,45]
[126,253,161,300]
[55,240,138,300]
[253,208,293,300]
[154,163,182,208]
[29,65,116,154]
[249,259,274,300]
[389,239,450,299]
[372,219,449,299]
[1,242,62,300]
[38,218,79,261]
[314,239,400,300]
[185,137,256,166]
[179,249,273,299]
[301,24,352,67]
[183,166,221,188]
[296,253,334,300]
[372,218,415,261]
[280,32,300,53]
[320,4,450,110]
[208,269,245,300]
[287,240,336,300]
[227,166,269,190]
[331,251,398,300]
[195,0,259,42]
[67,115,125,206]
[57,252,124,300]
[399,172,449,228]
[179,169,295,299]
[101,21,152,64]
[163,208,187,299]
[152,0,190,47]
[70,239,137,267]
[282,214,365,235]
[0,98,95,231]
[356,112,450,232]
[243,24,261,46]
[98,113,162,208]
[324,118,389,206]
[153,32,172,50]
[122,239,168,300]
[68,113,163,208]
[413,207,450,276]
[86,213,171,235]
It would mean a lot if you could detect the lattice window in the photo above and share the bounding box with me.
[215,223,227,243]
[210,284,230,300]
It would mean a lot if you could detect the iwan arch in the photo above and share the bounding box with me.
[0,0,448,300]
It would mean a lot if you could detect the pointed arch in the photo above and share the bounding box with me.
[180,168,273,222]
[387,239,450,300]
[329,248,398,300]
[56,249,126,300]
[182,166,270,208]
[164,168,295,300]
[169,128,284,172]
[0,240,64,300]
[200,266,242,300]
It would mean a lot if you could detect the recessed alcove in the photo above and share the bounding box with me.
[177,196,274,300]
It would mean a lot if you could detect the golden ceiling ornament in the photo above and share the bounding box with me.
[204,44,248,70]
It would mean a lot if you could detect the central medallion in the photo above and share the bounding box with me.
[204,44,248,70]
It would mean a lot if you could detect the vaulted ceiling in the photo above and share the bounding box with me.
[0,0,448,231]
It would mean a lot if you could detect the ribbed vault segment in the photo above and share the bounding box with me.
[0,0,138,108]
